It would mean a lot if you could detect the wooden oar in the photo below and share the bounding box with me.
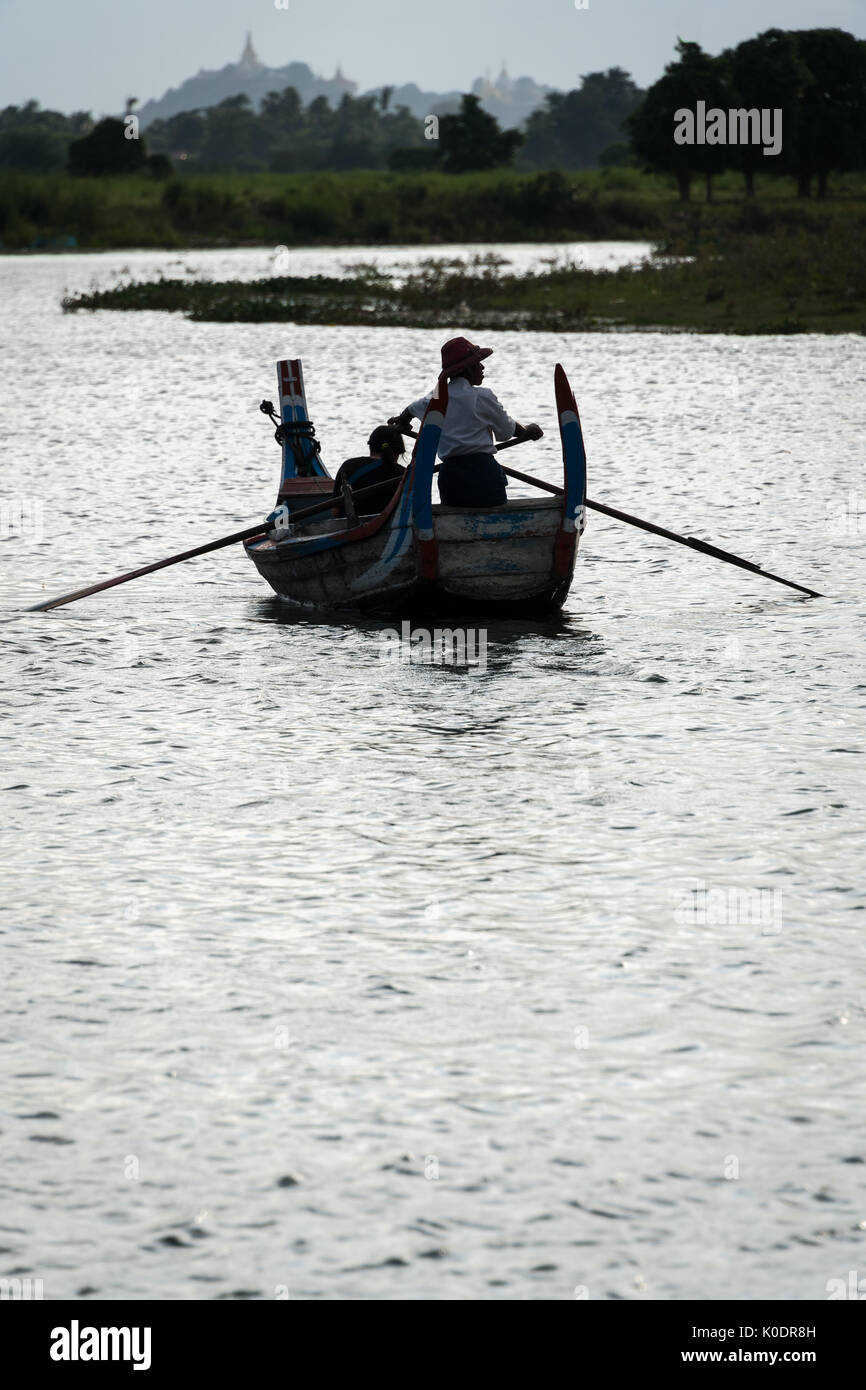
[499,463,823,599]
[402,425,821,596]
[17,474,409,615]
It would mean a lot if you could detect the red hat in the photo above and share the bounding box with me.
[440,336,493,376]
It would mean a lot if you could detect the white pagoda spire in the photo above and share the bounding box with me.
[239,32,263,71]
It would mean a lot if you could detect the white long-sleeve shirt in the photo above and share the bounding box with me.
[408,377,516,459]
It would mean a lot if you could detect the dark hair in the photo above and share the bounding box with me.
[367,424,406,468]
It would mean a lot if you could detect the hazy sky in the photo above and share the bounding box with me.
[2,0,864,115]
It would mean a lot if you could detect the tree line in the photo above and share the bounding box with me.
[628,28,866,200]
[0,70,641,177]
[1,26,863,196]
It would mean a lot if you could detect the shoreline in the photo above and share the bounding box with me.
[2,232,660,255]
[60,226,866,336]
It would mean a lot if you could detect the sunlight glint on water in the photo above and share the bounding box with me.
[1,248,865,1300]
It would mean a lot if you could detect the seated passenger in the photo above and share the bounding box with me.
[332,425,407,516]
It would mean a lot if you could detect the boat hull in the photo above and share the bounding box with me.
[247,497,573,616]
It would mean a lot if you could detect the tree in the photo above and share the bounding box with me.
[598,142,632,167]
[67,117,146,175]
[260,87,304,170]
[386,145,438,171]
[145,153,173,179]
[724,29,809,196]
[329,94,386,170]
[627,40,732,200]
[521,69,643,169]
[0,127,67,171]
[146,109,206,162]
[791,28,866,197]
[198,94,263,171]
[0,101,90,171]
[260,86,303,133]
[436,94,522,173]
[381,104,430,166]
[300,94,337,170]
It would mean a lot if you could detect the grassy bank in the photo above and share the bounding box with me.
[3,167,866,250]
[62,223,866,334]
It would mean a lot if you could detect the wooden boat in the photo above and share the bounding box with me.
[245,358,587,616]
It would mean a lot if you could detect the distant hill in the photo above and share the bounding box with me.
[138,34,553,131]
[137,35,357,126]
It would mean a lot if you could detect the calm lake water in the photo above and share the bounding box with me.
[1,246,865,1302]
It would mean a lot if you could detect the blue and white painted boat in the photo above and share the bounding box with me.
[245,359,587,616]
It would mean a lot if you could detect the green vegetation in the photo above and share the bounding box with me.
[4,22,864,335]
[1,69,641,179]
[629,29,866,201]
[61,216,866,334]
[523,69,643,170]
[435,96,523,173]
[3,26,863,192]
[142,73,642,174]
[148,88,431,174]
[4,165,866,252]
[67,116,171,179]
[0,167,652,249]
[0,100,91,173]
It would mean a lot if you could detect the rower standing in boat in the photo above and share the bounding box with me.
[389,337,542,507]
[332,425,407,515]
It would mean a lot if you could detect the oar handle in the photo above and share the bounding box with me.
[399,426,536,453]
